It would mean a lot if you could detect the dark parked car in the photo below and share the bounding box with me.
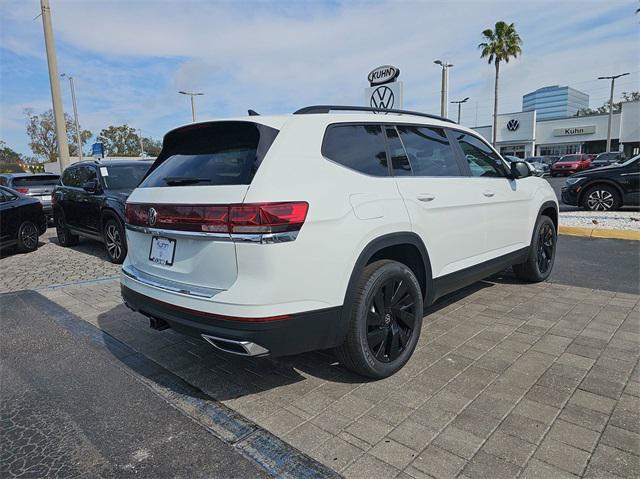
[53,160,152,263]
[527,155,559,166]
[591,152,626,169]
[551,154,592,176]
[0,186,47,253]
[0,172,59,222]
[561,155,640,211]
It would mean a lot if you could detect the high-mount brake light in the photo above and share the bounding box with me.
[125,202,309,237]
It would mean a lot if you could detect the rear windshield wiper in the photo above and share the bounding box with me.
[163,176,212,186]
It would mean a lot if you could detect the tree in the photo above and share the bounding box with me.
[575,91,640,117]
[24,109,92,162]
[142,137,162,156]
[97,125,144,156]
[0,140,25,173]
[479,21,523,146]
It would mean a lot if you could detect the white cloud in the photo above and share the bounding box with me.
[1,0,638,154]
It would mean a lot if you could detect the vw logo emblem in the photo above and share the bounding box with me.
[506,119,520,131]
[370,85,394,111]
[148,207,158,227]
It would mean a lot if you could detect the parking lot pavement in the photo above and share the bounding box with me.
[0,289,271,479]
[0,229,120,293]
[3,228,639,478]
[30,275,638,479]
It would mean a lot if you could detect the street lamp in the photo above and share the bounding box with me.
[178,91,204,122]
[451,97,470,124]
[434,60,454,118]
[597,73,630,152]
[60,73,82,162]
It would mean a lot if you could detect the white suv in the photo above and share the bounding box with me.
[121,106,558,378]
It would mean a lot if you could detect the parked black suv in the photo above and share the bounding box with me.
[53,160,152,263]
[561,155,639,211]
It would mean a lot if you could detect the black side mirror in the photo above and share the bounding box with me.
[510,161,531,179]
[82,180,99,193]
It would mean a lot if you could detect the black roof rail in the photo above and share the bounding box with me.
[293,105,456,124]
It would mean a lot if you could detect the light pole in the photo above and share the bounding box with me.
[598,73,630,152]
[61,73,83,162]
[451,97,470,124]
[178,91,204,122]
[138,129,145,157]
[434,60,454,118]
[40,0,70,170]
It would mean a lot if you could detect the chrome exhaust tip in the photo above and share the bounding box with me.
[201,334,269,357]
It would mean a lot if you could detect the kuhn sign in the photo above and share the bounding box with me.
[553,126,596,136]
[368,65,400,86]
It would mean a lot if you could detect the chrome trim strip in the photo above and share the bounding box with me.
[201,334,270,356]
[125,224,299,244]
[122,265,222,298]
[126,224,232,241]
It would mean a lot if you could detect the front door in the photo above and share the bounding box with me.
[450,131,536,260]
[386,125,488,278]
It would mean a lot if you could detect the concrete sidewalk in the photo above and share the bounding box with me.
[37,276,640,479]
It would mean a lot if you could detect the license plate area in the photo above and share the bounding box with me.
[149,236,176,266]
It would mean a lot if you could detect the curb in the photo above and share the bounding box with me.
[559,225,640,241]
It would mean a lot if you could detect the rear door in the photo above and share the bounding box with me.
[387,125,488,278]
[124,121,279,291]
[450,131,536,259]
[58,166,83,227]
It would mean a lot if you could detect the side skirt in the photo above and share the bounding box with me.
[431,247,529,303]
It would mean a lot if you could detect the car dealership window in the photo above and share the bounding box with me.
[322,124,389,176]
[454,133,506,178]
[398,126,461,177]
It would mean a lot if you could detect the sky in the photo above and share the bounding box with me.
[1,0,638,157]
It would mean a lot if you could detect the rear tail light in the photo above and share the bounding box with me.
[125,202,308,238]
[15,187,29,194]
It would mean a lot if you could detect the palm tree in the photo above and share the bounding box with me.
[479,21,523,146]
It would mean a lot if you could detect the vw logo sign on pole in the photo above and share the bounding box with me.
[506,119,520,132]
[370,86,395,110]
[365,65,403,111]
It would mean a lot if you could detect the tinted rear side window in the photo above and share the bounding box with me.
[141,122,279,187]
[12,175,59,187]
[322,124,389,176]
[397,126,461,177]
[62,167,82,187]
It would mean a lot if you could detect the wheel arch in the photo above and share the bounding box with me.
[100,207,124,229]
[337,232,434,345]
[537,200,559,233]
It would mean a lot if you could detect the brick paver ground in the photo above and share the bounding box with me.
[0,229,120,292]
[3,229,639,478]
[36,275,639,478]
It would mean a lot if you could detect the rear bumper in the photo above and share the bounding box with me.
[121,285,344,357]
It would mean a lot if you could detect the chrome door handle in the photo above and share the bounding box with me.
[483,191,495,198]
[416,194,436,202]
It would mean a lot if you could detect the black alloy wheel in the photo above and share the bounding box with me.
[536,222,554,275]
[366,277,416,363]
[335,259,423,379]
[17,221,38,253]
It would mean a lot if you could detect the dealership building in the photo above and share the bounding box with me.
[473,100,640,158]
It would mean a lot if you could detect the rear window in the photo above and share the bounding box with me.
[322,124,389,176]
[140,122,278,187]
[99,163,151,190]
[12,175,59,187]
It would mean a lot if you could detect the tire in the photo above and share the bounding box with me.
[335,260,423,379]
[55,211,79,247]
[514,215,557,282]
[103,217,127,264]
[16,221,39,253]
[582,184,621,211]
